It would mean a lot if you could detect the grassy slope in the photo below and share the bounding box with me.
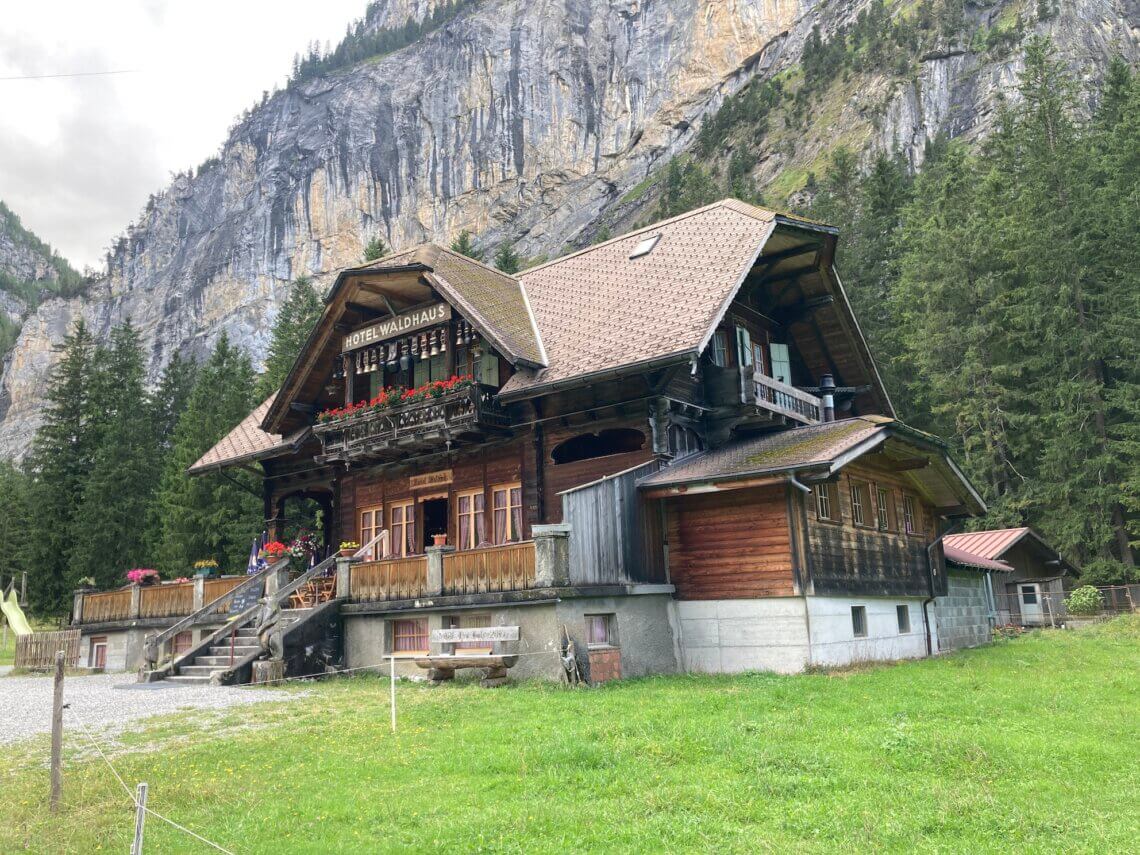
[2,619,1137,853]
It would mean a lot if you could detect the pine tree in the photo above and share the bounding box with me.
[156,334,262,575]
[363,235,388,261]
[70,321,159,587]
[256,276,323,399]
[0,461,33,591]
[450,230,483,261]
[24,322,97,614]
[493,243,521,274]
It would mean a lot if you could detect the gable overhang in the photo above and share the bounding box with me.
[992,529,1078,575]
[263,255,544,434]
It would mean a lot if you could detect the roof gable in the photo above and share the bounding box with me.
[189,394,308,474]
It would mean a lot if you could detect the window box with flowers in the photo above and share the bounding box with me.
[126,568,160,586]
[192,559,219,578]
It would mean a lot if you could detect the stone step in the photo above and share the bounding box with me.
[179,664,229,677]
[207,644,261,658]
[193,654,248,667]
[164,675,213,685]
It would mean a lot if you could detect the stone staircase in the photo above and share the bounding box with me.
[164,609,312,685]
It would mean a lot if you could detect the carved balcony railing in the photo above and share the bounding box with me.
[314,383,511,463]
[750,372,822,424]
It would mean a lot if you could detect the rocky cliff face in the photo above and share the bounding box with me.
[0,0,1135,459]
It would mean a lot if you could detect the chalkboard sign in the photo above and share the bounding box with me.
[229,580,264,615]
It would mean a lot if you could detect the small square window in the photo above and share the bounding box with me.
[851,606,867,638]
[896,604,911,633]
[392,619,428,654]
[585,614,616,648]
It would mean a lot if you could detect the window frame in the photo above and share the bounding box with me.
[851,606,868,638]
[455,488,486,551]
[902,494,920,536]
[446,613,493,654]
[896,604,911,634]
[876,486,895,532]
[89,636,108,669]
[585,614,617,649]
[386,499,416,557]
[359,504,384,559]
[815,482,839,522]
[391,618,429,655]
[711,330,729,367]
[491,482,523,545]
[849,480,871,528]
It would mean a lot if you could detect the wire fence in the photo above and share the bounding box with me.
[993,584,1137,628]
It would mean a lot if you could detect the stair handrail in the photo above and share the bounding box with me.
[266,552,341,612]
[142,557,290,670]
[353,529,391,563]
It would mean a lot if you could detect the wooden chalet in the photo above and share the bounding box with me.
[72,199,994,681]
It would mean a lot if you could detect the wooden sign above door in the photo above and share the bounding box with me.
[409,469,453,490]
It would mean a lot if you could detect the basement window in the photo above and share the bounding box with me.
[851,606,867,638]
[629,234,661,259]
[585,614,617,648]
[896,604,911,634]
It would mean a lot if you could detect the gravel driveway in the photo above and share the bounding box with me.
[0,672,298,745]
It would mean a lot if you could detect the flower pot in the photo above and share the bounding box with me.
[339,548,356,558]
[432,534,447,547]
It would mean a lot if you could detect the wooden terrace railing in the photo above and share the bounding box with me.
[203,578,245,614]
[350,556,429,602]
[79,589,132,623]
[139,581,195,619]
[752,372,822,424]
[442,541,535,595]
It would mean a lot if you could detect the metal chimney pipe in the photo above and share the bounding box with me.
[820,374,836,422]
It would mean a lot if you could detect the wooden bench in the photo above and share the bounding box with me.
[413,626,520,688]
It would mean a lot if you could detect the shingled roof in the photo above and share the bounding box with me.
[637,417,889,489]
[638,415,985,515]
[502,199,778,398]
[189,394,308,475]
[354,244,545,367]
[944,543,1014,573]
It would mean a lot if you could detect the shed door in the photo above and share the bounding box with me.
[1019,584,1043,625]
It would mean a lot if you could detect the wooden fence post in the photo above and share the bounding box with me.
[130,782,148,855]
[50,651,64,813]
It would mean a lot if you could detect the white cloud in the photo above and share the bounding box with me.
[0,0,365,269]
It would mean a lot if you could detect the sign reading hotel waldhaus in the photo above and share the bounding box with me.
[342,302,451,352]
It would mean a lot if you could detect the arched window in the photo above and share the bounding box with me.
[550,428,646,465]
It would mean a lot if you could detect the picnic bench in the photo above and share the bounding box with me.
[413,626,520,688]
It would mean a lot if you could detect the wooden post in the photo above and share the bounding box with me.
[50,650,64,813]
[389,655,397,734]
[130,782,148,855]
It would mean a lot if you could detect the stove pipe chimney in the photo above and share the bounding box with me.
[820,374,836,422]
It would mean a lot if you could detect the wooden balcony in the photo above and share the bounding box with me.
[750,372,822,424]
[443,541,535,595]
[77,589,132,624]
[314,384,512,464]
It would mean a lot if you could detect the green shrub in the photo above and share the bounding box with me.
[1065,585,1103,616]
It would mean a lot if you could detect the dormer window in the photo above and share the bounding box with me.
[629,234,661,259]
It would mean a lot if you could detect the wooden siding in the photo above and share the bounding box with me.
[665,486,795,599]
[203,578,245,614]
[561,460,667,585]
[804,461,944,597]
[442,541,535,594]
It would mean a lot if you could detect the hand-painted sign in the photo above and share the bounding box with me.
[430,626,520,644]
[342,303,451,352]
[409,469,454,490]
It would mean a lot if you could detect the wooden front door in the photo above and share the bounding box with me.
[90,637,107,669]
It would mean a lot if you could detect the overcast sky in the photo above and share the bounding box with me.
[0,0,364,271]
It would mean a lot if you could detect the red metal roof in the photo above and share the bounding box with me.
[943,528,1030,561]
[943,543,1013,572]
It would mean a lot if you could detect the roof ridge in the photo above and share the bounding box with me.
[519,198,777,279]
[433,243,521,283]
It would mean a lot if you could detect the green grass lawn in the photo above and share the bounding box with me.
[3,619,1138,853]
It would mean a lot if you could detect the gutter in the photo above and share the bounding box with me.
[922,521,963,656]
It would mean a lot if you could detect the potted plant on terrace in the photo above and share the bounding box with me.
[126,568,159,586]
[192,559,219,578]
[259,541,289,563]
[432,533,447,547]
[339,541,360,558]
